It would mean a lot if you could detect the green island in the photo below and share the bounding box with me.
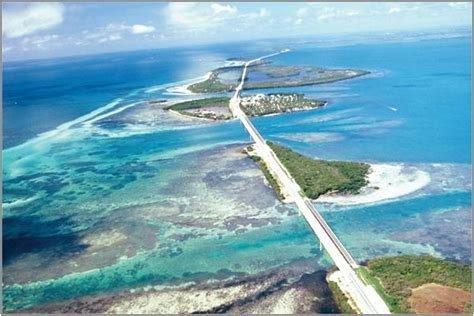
[165,94,325,121]
[354,255,472,313]
[328,280,356,314]
[188,63,369,93]
[248,153,285,200]
[265,142,369,199]
[164,97,231,120]
[241,93,325,116]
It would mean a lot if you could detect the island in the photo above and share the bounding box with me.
[165,97,232,120]
[328,255,472,314]
[164,93,326,121]
[188,62,369,93]
[246,141,369,201]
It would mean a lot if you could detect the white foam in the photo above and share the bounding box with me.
[3,194,42,211]
[84,101,142,126]
[275,132,344,143]
[146,73,211,94]
[4,98,123,154]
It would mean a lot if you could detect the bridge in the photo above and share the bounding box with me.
[229,51,391,314]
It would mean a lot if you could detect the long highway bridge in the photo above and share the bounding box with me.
[229,51,391,314]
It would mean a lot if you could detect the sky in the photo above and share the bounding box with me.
[2,2,472,61]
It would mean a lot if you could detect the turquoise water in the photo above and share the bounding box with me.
[3,33,471,311]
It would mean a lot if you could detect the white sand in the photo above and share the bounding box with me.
[316,163,430,206]
[166,84,194,95]
[165,72,211,96]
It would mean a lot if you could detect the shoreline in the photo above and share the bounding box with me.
[184,70,370,94]
[164,72,212,96]
[167,105,324,122]
[164,96,327,122]
[167,109,217,122]
[315,163,431,206]
[20,260,334,314]
[243,70,370,91]
[246,145,431,206]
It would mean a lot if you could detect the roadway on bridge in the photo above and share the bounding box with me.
[229,51,391,314]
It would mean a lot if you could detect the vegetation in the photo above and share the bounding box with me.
[357,266,402,312]
[187,63,369,94]
[187,78,234,93]
[167,94,326,121]
[165,97,229,111]
[358,255,472,313]
[249,154,284,200]
[328,280,356,314]
[187,66,242,93]
[240,93,325,117]
[165,97,231,120]
[244,67,369,91]
[268,142,370,199]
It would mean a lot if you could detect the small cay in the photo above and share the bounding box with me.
[165,93,325,121]
[246,142,370,201]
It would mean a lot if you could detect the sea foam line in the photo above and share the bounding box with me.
[4,75,208,153]
[84,101,142,126]
[4,98,123,154]
[145,73,211,94]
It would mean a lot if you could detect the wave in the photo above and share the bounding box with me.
[4,73,213,154]
[83,101,143,126]
[88,122,210,139]
[279,108,363,127]
[3,194,43,212]
[4,98,123,154]
[145,73,210,94]
[273,132,344,144]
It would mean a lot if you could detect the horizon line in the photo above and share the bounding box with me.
[3,24,471,64]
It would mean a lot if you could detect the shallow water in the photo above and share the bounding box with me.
[3,32,471,311]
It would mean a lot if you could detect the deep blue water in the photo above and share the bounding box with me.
[259,37,471,163]
[2,33,471,311]
[3,43,267,148]
[4,37,471,162]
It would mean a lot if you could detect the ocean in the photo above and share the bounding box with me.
[2,32,471,311]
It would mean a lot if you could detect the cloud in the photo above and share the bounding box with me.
[131,24,155,34]
[2,3,64,38]
[82,23,156,43]
[388,7,401,14]
[108,34,122,41]
[166,2,263,33]
[98,34,122,43]
[296,8,308,18]
[19,34,60,51]
[165,3,211,30]
[448,2,469,8]
[318,12,336,21]
[211,3,237,15]
[259,8,269,18]
[346,10,360,17]
[313,6,369,21]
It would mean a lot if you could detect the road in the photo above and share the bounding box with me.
[229,51,391,314]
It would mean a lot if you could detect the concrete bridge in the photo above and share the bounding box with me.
[229,51,391,314]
